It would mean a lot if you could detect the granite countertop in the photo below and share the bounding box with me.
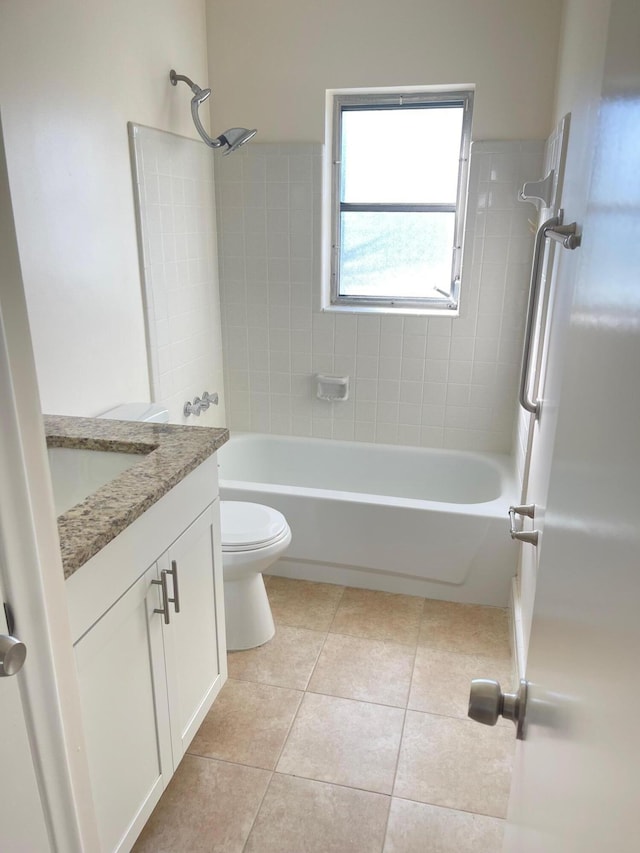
[45,415,228,578]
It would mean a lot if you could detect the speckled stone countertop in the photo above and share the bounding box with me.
[45,415,228,578]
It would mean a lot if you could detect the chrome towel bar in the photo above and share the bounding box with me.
[518,215,582,417]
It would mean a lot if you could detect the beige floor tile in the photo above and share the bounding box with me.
[330,587,424,645]
[408,648,514,722]
[245,773,390,853]
[384,797,505,853]
[277,692,404,794]
[266,576,345,631]
[227,624,326,690]
[395,711,514,817]
[132,755,270,853]
[419,599,511,659]
[308,632,415,707]
[188,679,302,770]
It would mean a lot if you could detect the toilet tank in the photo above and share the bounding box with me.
[99,403,169,423]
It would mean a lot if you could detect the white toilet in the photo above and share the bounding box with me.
[220,501,291,651]
[98,403,291,652]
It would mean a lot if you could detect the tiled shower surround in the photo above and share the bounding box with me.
[130,124,226,427]
[215,140,543,453]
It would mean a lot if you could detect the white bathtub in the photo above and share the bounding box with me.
[218,433,519,605]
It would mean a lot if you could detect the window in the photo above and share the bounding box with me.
[325,88,473,313]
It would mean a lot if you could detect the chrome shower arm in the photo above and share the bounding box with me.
[170,69,200,95]
[190,97,224,149]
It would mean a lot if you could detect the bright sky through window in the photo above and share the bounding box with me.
[328,90,473,312]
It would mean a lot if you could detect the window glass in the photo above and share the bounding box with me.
[340,211,455,299]
[341,107,463,205]
[327,89,473,312]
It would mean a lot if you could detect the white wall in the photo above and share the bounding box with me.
[0,0,210,416]
[206,0,561,142]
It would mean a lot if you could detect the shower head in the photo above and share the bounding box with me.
[217,127,258,155]
[170,69,257,154]
[193,87,211,105]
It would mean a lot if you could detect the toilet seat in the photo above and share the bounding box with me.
[221,501,289,551]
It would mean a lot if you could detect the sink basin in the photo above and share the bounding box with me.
[47,446,147,516]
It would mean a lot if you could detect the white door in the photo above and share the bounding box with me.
[0,571,50,852]
[0,114,100,850]
[502,0,640,848]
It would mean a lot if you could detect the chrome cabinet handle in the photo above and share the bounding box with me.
[519,215,559,417]
[0,634,27,677]
[509,504,539,546]
[152,570,171,624]
[167,560,180,614]
[468,678,529,740]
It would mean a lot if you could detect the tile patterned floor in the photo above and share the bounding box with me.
[134,577,514,853]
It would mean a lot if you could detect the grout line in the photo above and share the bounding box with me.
[265,766,394,800]
[381,624,420,851]
[302,628,330,691]
[326,584,347,633]
[326,627,419,651]
[241,768,274,853]
[389,789,508,821]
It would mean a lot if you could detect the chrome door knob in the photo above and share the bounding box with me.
[0,634,27,677]
[468,678,528,740]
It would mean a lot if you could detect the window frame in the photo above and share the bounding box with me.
[327,88,474,314]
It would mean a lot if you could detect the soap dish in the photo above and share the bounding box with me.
[316,374,349,402]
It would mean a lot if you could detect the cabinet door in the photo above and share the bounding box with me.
[162,501,227,764]
[74,564,172,853]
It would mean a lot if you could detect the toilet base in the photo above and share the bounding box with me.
[224,572,275,651]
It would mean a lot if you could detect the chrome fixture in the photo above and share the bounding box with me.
[183,397,203,417]
[184,391,218,417]
[169,70,257,154]
[519,212,582,417]
[468,678,529,740]
[0,634,27,677]
[152,571,171,624]
[167,561,180,615]
[200,391,219,410]
[509,504,539,546]
[545,222,581,250]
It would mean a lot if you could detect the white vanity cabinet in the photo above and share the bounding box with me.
[66,455,226,853]
[161,503,225,763]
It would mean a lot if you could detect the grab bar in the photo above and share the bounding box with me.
[519,215,559,417]
[519,217,582,418]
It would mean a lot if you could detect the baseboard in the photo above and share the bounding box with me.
[510,575,527,681]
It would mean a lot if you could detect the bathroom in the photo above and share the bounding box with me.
[1,0,639,851]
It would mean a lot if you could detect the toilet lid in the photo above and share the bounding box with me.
[220,501,288,548]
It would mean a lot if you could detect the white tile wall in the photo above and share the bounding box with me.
[130,124,226,426]
[216,140,543,452]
